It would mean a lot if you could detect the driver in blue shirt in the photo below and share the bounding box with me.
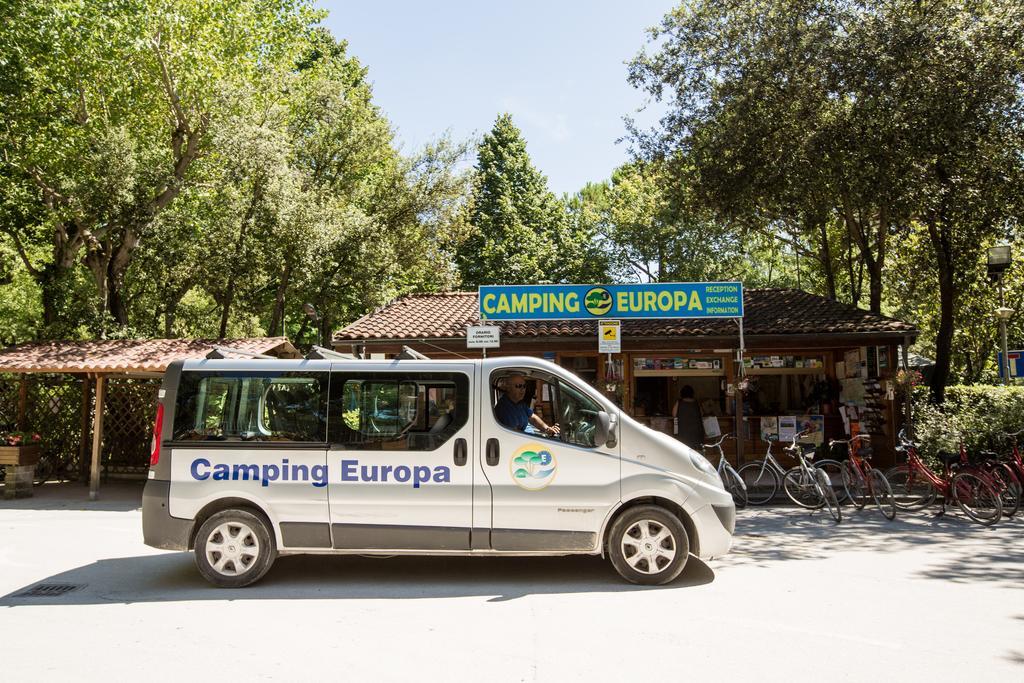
[495,374,560,437]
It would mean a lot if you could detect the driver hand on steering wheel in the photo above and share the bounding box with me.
[495,374,560,437]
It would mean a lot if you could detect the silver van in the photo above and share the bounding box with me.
[143,357,734,587]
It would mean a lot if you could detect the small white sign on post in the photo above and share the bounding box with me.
[598,319,621,353]
[467,325,501,349]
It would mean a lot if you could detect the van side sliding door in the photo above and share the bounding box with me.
[326,364,475,551]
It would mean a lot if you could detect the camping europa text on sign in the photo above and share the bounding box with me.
[478,283,744,320]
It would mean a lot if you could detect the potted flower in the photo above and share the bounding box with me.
[0,431,43,467]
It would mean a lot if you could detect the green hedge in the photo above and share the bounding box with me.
[911,385,1024,459]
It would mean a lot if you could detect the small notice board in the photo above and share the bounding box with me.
[466,325,500,349]
[598,319,621,353]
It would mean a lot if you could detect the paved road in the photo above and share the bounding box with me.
[1,483,1021,681]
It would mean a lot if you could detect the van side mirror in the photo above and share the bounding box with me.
[594,410,615,448]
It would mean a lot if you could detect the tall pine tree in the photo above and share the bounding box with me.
[458,114,602,286]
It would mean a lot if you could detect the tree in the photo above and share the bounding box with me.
[628,0,1024,399]
[457,114,598,287]
[0,0,317,333]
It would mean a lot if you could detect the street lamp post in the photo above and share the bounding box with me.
[987,245,1014,385]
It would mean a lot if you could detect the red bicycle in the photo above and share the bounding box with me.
[833,434,896,520]
[1002,429,1024,486]
[886,430,1003,526]
[970,443,1021,518]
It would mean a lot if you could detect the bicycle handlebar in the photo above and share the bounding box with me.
[783,429,813,451]
[702,433,735,449]
[829,434,871,447]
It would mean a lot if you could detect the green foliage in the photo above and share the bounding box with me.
[629,0,1024,396]
[912,385,1024,461]
[458,114,603,287]
[0,4,470,344]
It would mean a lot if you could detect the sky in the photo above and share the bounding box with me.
[318,1,674,195]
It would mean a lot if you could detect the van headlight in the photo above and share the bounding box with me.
[688,451,718,478]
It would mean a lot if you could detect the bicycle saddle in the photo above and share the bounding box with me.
[936,451,960,465]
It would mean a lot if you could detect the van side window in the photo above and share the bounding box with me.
[490,369,604,449]
[173,371,328,443]
[328,372,468,450]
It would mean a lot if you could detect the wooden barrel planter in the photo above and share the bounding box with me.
[1,443,41,499]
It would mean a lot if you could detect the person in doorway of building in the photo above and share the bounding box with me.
[495,374,560,437]
[672,385,704,450]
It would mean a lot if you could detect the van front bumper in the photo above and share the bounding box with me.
[692,502,735,560]
[142,479,193,551]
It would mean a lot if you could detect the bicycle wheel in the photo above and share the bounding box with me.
[722,466,748,509]
[867,468,897,520]
[815,459,849,504]
[885,466,938,510]
[951,472,1002,526]
[841,461,868,509]
[815,469,842,523]
[988,464,1020,518]
[783,467,824,509]
[737,461,779,505]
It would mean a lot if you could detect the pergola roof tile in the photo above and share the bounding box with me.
[0,337,299,374]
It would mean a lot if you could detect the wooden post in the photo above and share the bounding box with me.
[78,376,92,483]
[89,375,106,501]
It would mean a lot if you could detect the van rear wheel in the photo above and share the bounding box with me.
[608,505,689,585]
[194,509,276,588]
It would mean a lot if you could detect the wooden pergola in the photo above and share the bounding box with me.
[0,337,300,499]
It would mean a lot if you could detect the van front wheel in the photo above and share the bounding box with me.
[608,506,689,585]
[194,509,276,588]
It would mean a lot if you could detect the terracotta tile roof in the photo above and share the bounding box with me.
[0,337,299,374]
[334,289,916,342]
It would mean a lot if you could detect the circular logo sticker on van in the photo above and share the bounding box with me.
[583,287,613,316]
[510,443,557,491]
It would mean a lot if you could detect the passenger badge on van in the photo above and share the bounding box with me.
[510,444,557,491]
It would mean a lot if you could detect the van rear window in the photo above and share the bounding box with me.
[173,371,328,443]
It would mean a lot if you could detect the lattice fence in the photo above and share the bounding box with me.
[25,376,88,478]
[0,374,161,481]
[102,378,160,476]
[0,374,86,481]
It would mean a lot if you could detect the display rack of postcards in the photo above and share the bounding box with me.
[632,356,724,376]
[743,354,825,372]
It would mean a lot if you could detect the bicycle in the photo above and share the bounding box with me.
[970,449,1020,518]
[778,429,842,522]
[999,429,1024,493]
[737,433,846,507]
[886,430,1003,526]
[702,434,747,509]
[832,434,896,520]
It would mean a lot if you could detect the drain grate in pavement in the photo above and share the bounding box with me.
[12,583,85,598]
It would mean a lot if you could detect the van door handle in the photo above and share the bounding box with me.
[486,438,499,466]
[454,438,467,466]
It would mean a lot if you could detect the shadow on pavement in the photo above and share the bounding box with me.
[0,481,143,512]
[724,507,1024,590]
[0,552,714,606]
